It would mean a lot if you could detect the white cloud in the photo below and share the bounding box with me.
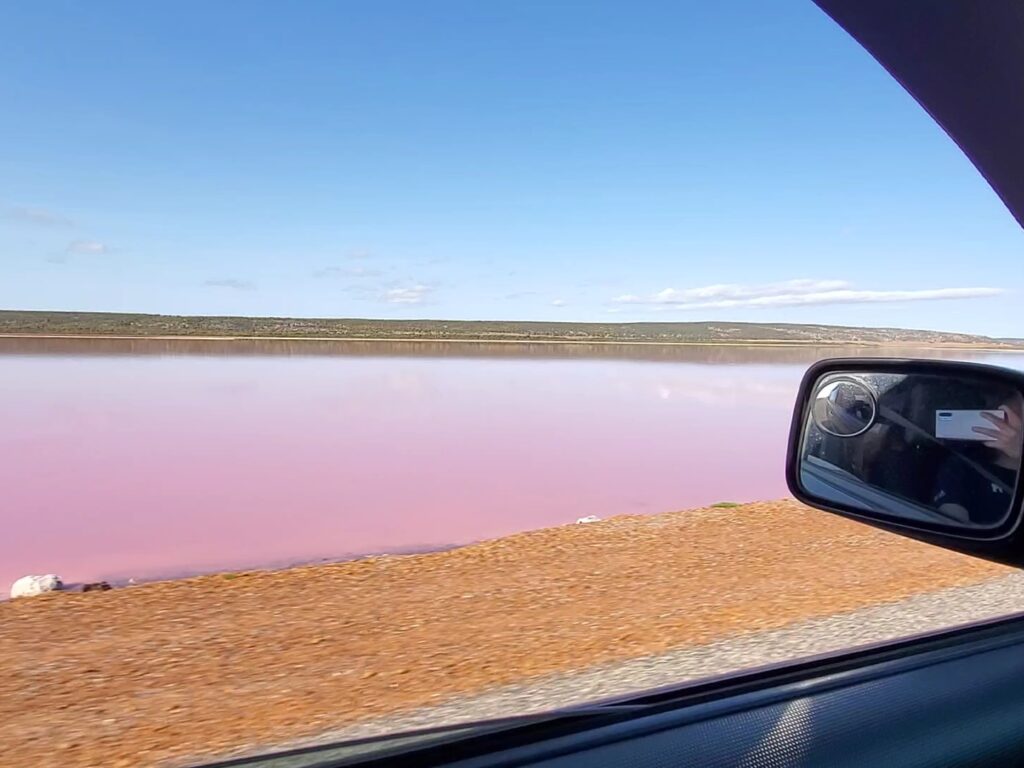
[384,284,433,304]
[205,278,256,290]
[6,206,75,228]
[66,239,109,255]
[615,279,848,305]
[613,279,1003,310]
[551,298,567,307]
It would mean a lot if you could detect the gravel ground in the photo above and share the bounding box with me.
[1,500,1012,768]
[246,572,1024,766]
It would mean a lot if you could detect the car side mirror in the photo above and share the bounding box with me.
[786,359,1024,566]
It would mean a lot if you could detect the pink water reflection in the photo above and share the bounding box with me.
[3,342,1018,596]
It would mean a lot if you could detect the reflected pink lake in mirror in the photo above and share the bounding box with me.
[2,338,1021,596]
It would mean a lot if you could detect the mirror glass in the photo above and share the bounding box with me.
[798,371,1023,530]
[811,379,876,437]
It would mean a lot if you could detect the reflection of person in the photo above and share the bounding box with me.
[934,401,1022,526]
[860,379,937,503]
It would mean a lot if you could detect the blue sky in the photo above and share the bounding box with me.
[1,1,1021,336]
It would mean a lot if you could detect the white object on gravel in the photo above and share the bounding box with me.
[10,574,63,599]
[575,515,601,524]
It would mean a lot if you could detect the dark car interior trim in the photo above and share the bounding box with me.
[812,0,1024,228]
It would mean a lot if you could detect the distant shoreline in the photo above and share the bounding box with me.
[3,311,1022,349]
[2,333,1022,352]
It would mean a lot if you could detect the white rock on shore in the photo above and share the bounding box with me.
[10,574,63,599]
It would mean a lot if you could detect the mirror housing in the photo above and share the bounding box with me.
[787,359,1024,567]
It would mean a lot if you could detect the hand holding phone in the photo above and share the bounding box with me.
[973,404,1024,462]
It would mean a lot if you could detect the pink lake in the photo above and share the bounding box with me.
[2,337,1021,597]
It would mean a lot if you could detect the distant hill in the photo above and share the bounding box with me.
[0,310,1020,348]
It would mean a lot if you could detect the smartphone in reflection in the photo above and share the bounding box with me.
[935,409,1005,441]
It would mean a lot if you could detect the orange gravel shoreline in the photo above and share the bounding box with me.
[0,500,1010,767]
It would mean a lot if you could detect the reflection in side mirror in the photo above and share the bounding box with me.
[788,360,1024,543]
[811,378,877,437]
